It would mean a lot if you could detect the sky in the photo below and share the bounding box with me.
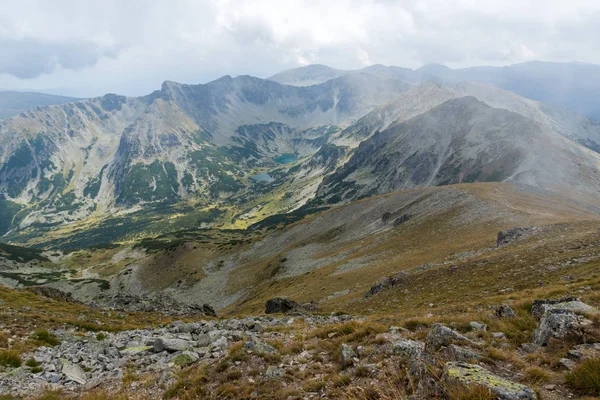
[0,0,599,98]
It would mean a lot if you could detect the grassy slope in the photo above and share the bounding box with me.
[215,182,600,316]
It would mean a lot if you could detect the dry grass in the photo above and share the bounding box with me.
[566,358,600,395]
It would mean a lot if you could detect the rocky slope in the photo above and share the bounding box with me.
[0,73,409,244]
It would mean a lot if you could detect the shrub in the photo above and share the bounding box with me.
[566,358,600,394]
[333,374,352,387]
[303,379,327,393]
[0,350,22,368]
[96,332,107,341]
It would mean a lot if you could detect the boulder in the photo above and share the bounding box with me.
[62,363,87,384]
[119,345,153,355]
[443,362,536,399]
[243,339,278,355]
[364,271,408,298]
[425,323,470,352]
[496,227,534,247]
[170,351,198,367]
[390,339,425,359]
[264,365,285,380]
[153,338,193,353]
[444,344,480,362]
[531,297,596,319]
[340,344,357,367]
[496,304,517,318]
[533,310,585,346]
[265,297,298,314]
[469,321,488,331]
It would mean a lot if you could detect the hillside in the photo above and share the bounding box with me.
[0,91,80,119]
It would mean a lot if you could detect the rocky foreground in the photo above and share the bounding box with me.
[1,297,600,399]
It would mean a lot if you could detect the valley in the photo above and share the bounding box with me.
[2,61,600,399]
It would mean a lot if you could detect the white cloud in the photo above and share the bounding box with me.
[0,0,598,96]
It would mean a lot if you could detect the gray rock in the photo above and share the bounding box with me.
[264,365,285,380]
[443,362,536,399]
[390,339,425,359]
[519,343,540,354]
[469,321,488,331]
[496,304,517,318]
[444,344,480,362]
[153,338,193,353]
[531,297,597,319]
[559,358,577,370]
[492,332,506,339]
[568,343,600,361]
[265,297,299,314]
[533,310,585,346]
[62,363,87,384]
[340,343,357,367]
[425,324,470,352]
[243,339,278,355]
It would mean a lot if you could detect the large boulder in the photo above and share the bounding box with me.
[265,297,299,314]
[443,362,536,399]
[390,339,425,359]
[425,324,471,352]
[62,362,87,384]
[531,297,596,319]
[533,310,586,346]
[153,338,193,353]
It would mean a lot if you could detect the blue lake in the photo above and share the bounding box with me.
[250,172,275,183]
[274,153,298,164]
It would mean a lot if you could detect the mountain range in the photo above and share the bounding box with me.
[1,61,600,251]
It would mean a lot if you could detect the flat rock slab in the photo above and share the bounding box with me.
[62,363,87,384]
[153,338,193,353]
[444,362,536,400]
[119,345,153,355]
[532,298,597,319]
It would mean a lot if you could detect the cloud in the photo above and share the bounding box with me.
[0,38,120,79]
[0,0,598,96]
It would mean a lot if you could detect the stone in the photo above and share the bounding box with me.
[119,345,153,355]
[340,344,357,367]
[153,338,193,353]
[62,363,87,384]
[492,332,506,339]
[264,365,285,380]
[533,310,585,346]
[170,351,198,367]
[531,297,597,319]
[265,297,299,314]
[469,321,488,331]
[390,339,425,359]
[243,339,278,355]
[425,324,470,352]
[443,362,536,400]
[559,358,576,370]
[496,305,517,318]
[364,271,408,298]
[444,344,480,362]
[567,343,600,361]
[497,227,534,247]
[519,343,540,354]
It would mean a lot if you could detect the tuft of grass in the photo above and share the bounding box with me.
[355,366,371,378]
[31,329,60,346]
[0,350,22,368]
[566,358,600,394]
[446,385,495,400]
[523,366,552,385]
[31,391,64,400]
[333,374,352,388]
[303,379,327,393]
[96,332,108,341]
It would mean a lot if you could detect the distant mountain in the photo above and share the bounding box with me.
[270,61,600,120]
[317,96,600,207]
[0,91,80,119]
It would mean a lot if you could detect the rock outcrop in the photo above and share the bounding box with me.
[265,297,300,314]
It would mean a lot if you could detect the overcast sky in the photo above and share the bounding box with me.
[1,0,599,97]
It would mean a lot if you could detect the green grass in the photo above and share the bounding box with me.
[0,350,22,368]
